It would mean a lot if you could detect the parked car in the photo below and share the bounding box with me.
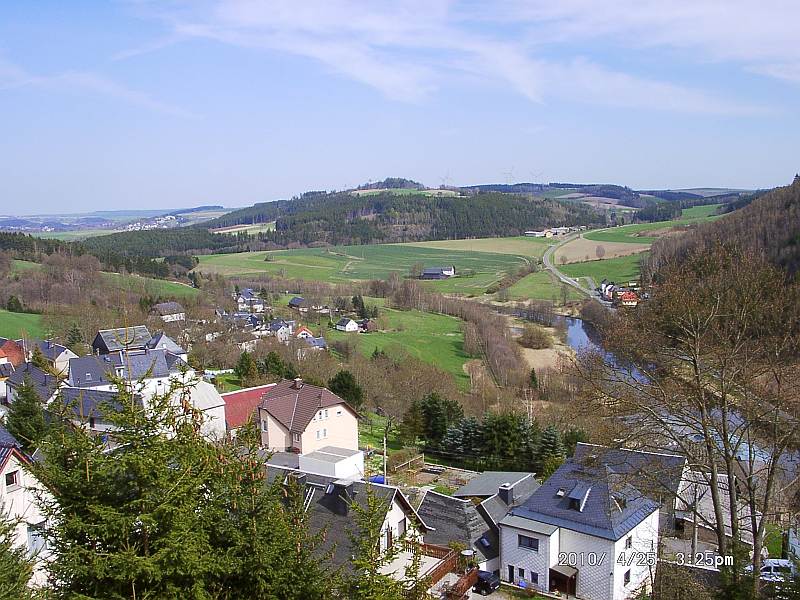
[746,559,797,583]
[473,570,501,596]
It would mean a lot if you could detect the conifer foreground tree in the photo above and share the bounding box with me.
[0,511,34,600]
[4,375,47,454]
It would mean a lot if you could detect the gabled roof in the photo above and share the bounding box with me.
[288,296,306,307]
[238,288,256,300]
[260,379,352,435]
[510,459,659,541]
[418,490,497,561]
[304,337,327,349]
[0,424,25,471]
[294,326,313,337]
[268,319,291,332]
[336,318,356,327]
[266,465,429,571]
[0,363,14,378]
[68,349,182,387]
[7,362,60,401]
[0,339,25,366]
[147,332,186,356]
[221,383,277,429]
[454,471,535,499]
[93,326,152,353]
[151,301,184,316]
[57,387,135,422]
[32,340,73,361]
[478,474,541,527]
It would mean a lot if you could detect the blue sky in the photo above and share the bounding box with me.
[1,1,799,214]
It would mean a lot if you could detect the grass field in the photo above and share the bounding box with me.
[196,244,530,295]
[327,306,470,388]
[0,309,45,339]
[559,253,647,283]
[401,236,552,257]
[506,271,585,302]
[584,204,723,244]
[33,229,125,241]
[100,273,200,298]
[210,222,276,235]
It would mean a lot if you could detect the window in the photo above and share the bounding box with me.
[316,430,321,440]
[518,534,539,551]
[85,373,92,381]
[27,522,46,557]
[398,518,407,537]
[261,420,268,431]
[322,428,327,438]
[89,417,96,429]
[5,470,19,489]
[517,567,525,581]
[624,570,631,586]
[293,433,301,442]
[530,572,539,585]
[625,536,632,549]
[323,409,329,419]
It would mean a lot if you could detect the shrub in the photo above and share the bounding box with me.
[518,324,553,349]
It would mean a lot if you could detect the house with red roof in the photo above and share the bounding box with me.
[221,383,277,436]
[294,326,314,339]
[0,338,25,367]
[257,378,359,453]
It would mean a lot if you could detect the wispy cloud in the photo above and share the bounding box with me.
[125,0,772,114]
[0,54,196,118]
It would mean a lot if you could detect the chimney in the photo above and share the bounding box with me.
[293,377,303,389]
[499,482,514,506]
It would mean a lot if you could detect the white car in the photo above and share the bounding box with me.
[746,559,796,582]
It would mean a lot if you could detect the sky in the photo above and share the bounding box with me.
[1,1,799,214]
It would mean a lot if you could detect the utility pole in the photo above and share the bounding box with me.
[383,416,393,483]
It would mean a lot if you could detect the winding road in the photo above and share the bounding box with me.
[541,233,613,308]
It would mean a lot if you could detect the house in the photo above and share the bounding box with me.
[267,319,293,343]
[0,338,25,367]
[221,383,277,436]
[335,318,359,333]
[296,336,327,360]
[455,471,537,500]
[235,288,265,313]
[58,387,140,436]
[421,266,456,280]
[525,231,547,238]
[551,227,571,236]
[619,291,639,308]
[146,331,188,362]
[0,425,49,585]
[6,362,60,404]
[294,325,314,339]
[92,326,152,354]
[288,296,308,312]
[257,378,359,453]
[266,465,430,576]
[150,301,186,322]
[28,340,77,375]
[500,458,661,599]
[67,349,188,393]
[0,351,15,405]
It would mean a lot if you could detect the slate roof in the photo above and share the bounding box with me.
[7,362,60,401]
[266,465,428,571]
[57,387,133,422]
[336,318,356,328]
[418,490,497,561]
[0,424,23,470]
[238,288,256,300]
[572,443,687,501]
[93,326,152,353]
[268,319,291,332]
[304,337,327,349]
[454,471,536,499]
[288,296,306,307]
[32,340,71,361]
[221,383,277,429]
[510,459,660,541]
[260,379,352,435]
[0,363,14,378]
[68,349,182,387]
[478,474,541,527]
[147,332,186,356]
[151,301,184,316]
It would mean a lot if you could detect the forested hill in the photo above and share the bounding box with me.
[643,175,800,280]
[82,190,600,258]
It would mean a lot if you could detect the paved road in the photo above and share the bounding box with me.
[541,234,612,308]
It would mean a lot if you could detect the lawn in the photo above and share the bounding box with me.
[559,252,646,284]
[359,411,404,454]
[34,229,125,241]
[99,273,200,299]
[212,373,244,393]
[196,244,530,295]
[327,306,470,389]
[506,271,585,303]
[0,309,46,339]
[402,236,552,257]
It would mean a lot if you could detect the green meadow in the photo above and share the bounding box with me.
[0,309,46,339]
[559,252,647,283]
[584,204,723,244]
[507,271,586,303]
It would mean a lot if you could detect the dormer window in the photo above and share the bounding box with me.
[85,373,92,381]
[567,482,591,512]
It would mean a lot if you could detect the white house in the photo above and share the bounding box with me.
[28,340,77,376]
[499,459,660,599]
[0,426,50,586]
[150,301,186,323]
[235,288,265,313]
[335,318,359,333]
[257,378,359,453]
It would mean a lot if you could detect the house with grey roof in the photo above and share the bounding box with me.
[146,332,188,362]
[150,301,185,322]
[454,471,536,500]
[6,363,61,405]
[499,458,661,599]
[29,340,77,375]
[92,326,152,354]
[235,288,265,313]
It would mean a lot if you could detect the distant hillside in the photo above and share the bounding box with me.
[356,177,424,190]
[206,190,600,244]
[644,176,800,280]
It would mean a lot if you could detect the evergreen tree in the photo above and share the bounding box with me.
[0,510,35,600]
[328,370,364,411]
[529,368,538,389]
[536,425,566,474]
[4,375,47,453]
[419,393,448,445]
[66,323,83,350]
[460,417,483,469]
[399,400,425,448]
[5,296,23,313]
[234,351,258,383]
[30,346,48,371]
[259,351,286,378]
